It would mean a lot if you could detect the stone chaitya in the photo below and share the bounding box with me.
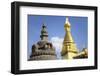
[29,23,57,60]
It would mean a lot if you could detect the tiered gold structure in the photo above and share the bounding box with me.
[61,18,78,59]
[73,48,88,59]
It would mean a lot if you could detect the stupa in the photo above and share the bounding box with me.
[61,17,88,59]
[29,23,57,60]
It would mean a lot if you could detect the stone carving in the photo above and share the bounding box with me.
[29,24,57,60]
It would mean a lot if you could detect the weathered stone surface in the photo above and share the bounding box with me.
[29,24,57,61]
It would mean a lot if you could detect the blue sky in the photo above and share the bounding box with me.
[28,15,88,59]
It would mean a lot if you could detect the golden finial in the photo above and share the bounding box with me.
[65,17,71,26]
[64,17,71,31]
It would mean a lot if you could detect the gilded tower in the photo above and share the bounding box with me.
[61,17,78,59]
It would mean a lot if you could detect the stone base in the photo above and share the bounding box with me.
[29,55,57,61]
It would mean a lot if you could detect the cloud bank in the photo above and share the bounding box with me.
[50,37,64,59]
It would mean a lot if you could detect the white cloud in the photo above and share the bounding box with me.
[50,37,64,59]
[50,37,63,51]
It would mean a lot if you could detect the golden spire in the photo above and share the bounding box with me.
[61,17,78,59]
[63,17,74,43]
[64,17,71,31]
